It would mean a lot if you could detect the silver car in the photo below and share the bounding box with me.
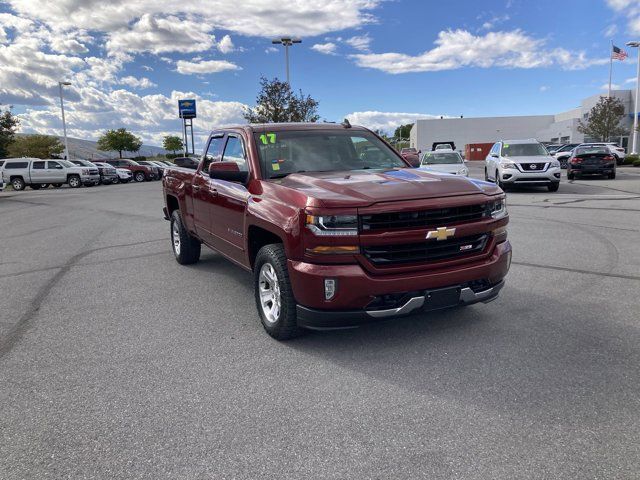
[1,158,95,190]
[485,139,561,192]
[419,151,469,176]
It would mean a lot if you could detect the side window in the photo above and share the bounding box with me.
[222,136,247,171]
[48,161,63,169]
[32,161,45,169]
[5,162,28,169]
[202,135,225,174]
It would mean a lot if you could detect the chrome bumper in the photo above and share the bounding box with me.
[365,280,505,319]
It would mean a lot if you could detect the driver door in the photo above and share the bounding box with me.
[192,134,225,246]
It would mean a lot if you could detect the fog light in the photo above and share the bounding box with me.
[324,279,337,300]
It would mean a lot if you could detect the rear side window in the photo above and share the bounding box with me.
[5,162,28,169]
[32,161,45,169]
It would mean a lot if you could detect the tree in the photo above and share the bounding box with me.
[163,135,183,154]
[7,134,63,159]
[243,76,320,123]
[577,96,628,141]
[97,128,142,158]
[0,108,20,159]
[393,124,413,140]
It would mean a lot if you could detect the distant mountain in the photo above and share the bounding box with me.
[16,134,169,159]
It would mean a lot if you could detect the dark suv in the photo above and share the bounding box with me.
[105,159,155,182]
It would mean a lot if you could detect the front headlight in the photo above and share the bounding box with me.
[458,168,469,176]
[82,168,90,175]
[489,198,507,219]
[551,160,560,168]
[306,214,358,236]
[501,162,517,169]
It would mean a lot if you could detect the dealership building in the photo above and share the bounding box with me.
[410,89,638,154]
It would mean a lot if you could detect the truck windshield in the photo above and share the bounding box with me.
[501,143,547,157]
[253,130,406,179]
[421,152,462,165]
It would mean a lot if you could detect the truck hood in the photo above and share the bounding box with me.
[273,168,500,208]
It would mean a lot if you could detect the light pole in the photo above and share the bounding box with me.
[58,81,71,160]
[271,37,302,85]
[626,41,640,154]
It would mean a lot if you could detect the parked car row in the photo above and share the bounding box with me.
[0,158,174,191]
[550,142,625,168]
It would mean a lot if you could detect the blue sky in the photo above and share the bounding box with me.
[1,0,639,146]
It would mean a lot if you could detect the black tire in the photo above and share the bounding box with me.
[41,184,49,188]
[609,171,616,179]
[68,175,81,188]
[11,177,25,191]
[495,170,507,191]
[567,171,575,180]
[134,171,145,182]
[484,168,489,181]
[170,210,201,265]
[112,177,120,184]
[548,182,559,192]
[254,244,301,340]
[52,183,62,188]
[121,179,129,184]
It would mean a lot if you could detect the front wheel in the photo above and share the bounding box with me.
[254,244,301,340]
[134,171,145,182]
[11,177,25,191]
[548,182,559,192]
[170,210,201,265]
[68,175,81,188]
[112,176,120,184]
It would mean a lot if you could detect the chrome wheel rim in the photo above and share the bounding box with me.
[171,221,181,255]
[258,263,281,324]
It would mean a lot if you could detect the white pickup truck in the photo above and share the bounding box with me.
[1,158,99,190]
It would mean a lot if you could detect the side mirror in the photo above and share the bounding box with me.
[209,161,249,184]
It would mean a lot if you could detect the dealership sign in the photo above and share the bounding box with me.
[178,99,197,119]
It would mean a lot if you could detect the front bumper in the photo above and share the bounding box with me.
[81,174,100,184]
[500,167,561,185]
[289,240,512,330]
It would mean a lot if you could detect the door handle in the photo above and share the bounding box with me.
[208,187,218,196]
[192,185,201,191]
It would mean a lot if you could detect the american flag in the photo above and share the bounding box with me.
[612,45,628,61]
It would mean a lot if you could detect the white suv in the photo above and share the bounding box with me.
[485,139,561,192]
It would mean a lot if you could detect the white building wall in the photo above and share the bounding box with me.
[412,115,554,153]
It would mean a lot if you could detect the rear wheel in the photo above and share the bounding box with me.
[11,177,25,191]
[41,184,49,188]
[567,171,575,180]
[547,182,559,192]
[608,171,616,179]
[134,171,145,182]
[68,175,81,188]
[170,210,201,265]
[254,244,301,340]
[112,176,120,184]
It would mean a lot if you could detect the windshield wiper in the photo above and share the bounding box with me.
[269,170,307,179]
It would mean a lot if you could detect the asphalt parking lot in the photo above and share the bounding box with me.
[1,166,639,479]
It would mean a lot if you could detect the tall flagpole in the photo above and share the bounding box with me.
[608,40,613,99]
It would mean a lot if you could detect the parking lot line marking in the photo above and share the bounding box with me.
[513,261,640,281]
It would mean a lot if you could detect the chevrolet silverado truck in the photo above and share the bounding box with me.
[162,123,511,340]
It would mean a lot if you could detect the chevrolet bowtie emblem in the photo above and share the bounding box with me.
[426,226,456,241]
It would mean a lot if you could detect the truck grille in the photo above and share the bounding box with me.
[363,233,489,266]
[89,169,99,175]
[361,204,488,231]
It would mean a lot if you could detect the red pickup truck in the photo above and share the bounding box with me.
[162,123,511,339]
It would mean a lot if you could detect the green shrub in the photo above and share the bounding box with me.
[633,158,640,167]
[624,154,639,165]
[165,153,182,159]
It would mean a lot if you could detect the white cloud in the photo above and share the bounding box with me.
[217,34,235,53]
[176,59,241,75]
[625,77,637,84]
[351,29,608,74]
[345,33,371,51]
[119,76,157,89]
[265,46,278,54]
[106,14,215,55]
[539,85,549,92]
[7,0,381,37]
[604,24,618,37]
[345,111,442,134]
[480,14,510,30]
[600,82,622,90]
[606,0,640,34]
[311,42,338,55]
